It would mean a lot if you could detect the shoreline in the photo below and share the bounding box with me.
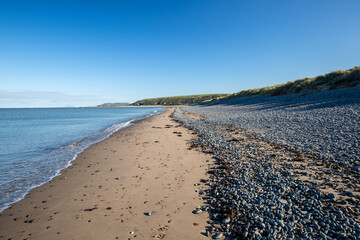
[0,108,210,239]
[0,108,164,214]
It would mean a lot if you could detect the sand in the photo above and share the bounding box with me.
[0,108,211,240]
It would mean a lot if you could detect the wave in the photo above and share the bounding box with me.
[0,108,164,213]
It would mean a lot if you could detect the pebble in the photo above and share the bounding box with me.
[212,233,223,239]
[222,217,230,224]
[173,102,360,240]
[327,193,335,199]
[193,209,202,214]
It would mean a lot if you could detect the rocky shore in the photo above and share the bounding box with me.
[173,87,360,239]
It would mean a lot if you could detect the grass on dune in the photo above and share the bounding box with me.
[130,66,360,106]
[225,66,360,99]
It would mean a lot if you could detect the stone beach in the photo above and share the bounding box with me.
[173,86,360,239]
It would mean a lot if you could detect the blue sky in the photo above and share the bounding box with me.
[1,0,359,107]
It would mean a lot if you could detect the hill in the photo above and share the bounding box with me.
[96,102,130,107]
[132,94,229,106]
[100,66,360,107]
[222,66,360,100]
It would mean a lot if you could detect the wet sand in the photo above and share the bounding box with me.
[0,108,210,240]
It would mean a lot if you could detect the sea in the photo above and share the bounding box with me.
[0,107,164,212]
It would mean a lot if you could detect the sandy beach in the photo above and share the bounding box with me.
[0,108,210,240]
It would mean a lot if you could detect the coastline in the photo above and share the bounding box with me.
[0,108,210,239]
[0,107,164,214]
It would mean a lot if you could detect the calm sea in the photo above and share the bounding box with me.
[0,107,163,212]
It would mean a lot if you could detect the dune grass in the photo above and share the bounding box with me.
[129,66,360,106]
[225,66,360,99]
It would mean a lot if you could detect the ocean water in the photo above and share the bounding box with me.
[0,107,163,212]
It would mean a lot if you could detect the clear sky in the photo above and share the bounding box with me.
[1,0,359,107]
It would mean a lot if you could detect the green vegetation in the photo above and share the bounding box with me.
[96,102,130,107]
[132,94,229,106]
[99,66,360,107]
[224,66,360,100]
